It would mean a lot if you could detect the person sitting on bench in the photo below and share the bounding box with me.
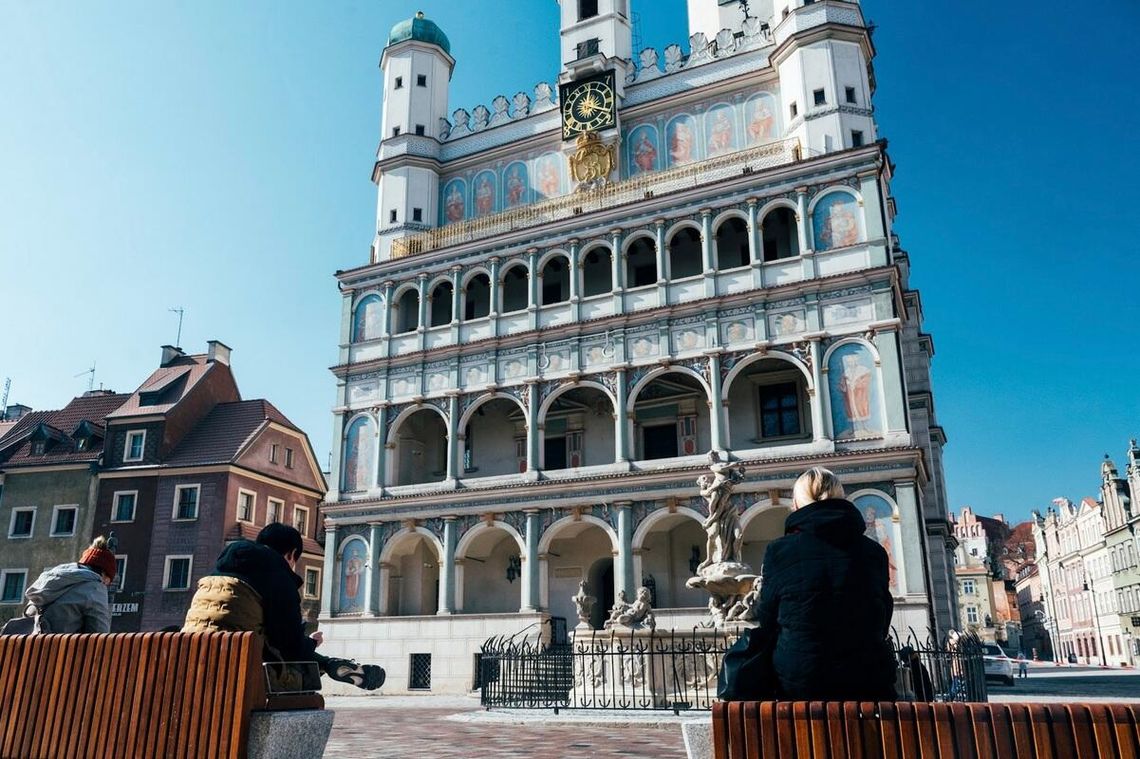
[183,522,384,691]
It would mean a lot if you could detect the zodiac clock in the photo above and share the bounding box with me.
[559,71,617,140]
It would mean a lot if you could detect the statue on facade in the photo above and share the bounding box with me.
[724,576,763,622]
[603,590,630,627]
[686,452,758,625]
[605,586,656,632]
[571,581,595,629]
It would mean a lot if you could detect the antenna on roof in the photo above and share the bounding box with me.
[169,307,185,348]
[631,11,643,58]
[74,363,96,392]
[1,378,10,419]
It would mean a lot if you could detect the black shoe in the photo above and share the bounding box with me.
[327,658,385,691]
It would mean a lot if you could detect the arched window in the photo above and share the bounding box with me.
[465,273,491,320]
[342,416,375,492]
[394,289,419,334]
[540,257,570,305]
[581,246,613,297]
[501,265,528,313]
[715,217,750,269]
[668,227,702,279]
[625,237,657,288]
[352,294,383,343]
[762,207,800,262]
[429,282,453,328]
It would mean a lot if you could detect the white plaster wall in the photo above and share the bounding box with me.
[467,401,522,477]
[641,519,707,608]
[545,524,613,625]
[319,613,547,695]
[559,0,632,67]
[461,531,523,613]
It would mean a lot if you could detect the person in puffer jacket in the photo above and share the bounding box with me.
[23,536,117,634]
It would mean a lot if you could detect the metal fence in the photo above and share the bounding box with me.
[479,623,987,712]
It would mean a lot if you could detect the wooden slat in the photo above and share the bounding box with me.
[808,701,830,759]
[755,702,776,759]
[1067,704,1099,759]
[827,702,847,759]
[712,702,729,759]
[792,701,812,758]
[1029,704,1056,758]
[1045,703,1077,759]
[775,701,795,757]
[965,704,996,758]
[877,701,900,759]
[843,702,865,759]
[1110,704,1140,759]
[948,703,976,759]
[911,703,939,759]
[1088,703,1121,759]
[893,701,921,759]
[1008,702,1038,757]
[986,703,1017,759]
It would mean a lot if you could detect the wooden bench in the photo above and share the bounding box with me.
[0,631,324,759]
[712,701,1140,758]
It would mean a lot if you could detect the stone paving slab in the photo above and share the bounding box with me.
[324,702,688,758]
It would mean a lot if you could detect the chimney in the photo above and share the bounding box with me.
[160,345,186,367]
[207,340,232,366]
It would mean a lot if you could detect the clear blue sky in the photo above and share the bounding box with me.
[2,2,1136,523]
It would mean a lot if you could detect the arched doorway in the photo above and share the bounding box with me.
[587,557,614,630]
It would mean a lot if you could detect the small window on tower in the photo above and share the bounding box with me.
[851,130,864,148]
[579,0,598,21]
[389,210,398,223]
[789,102,798,119]
[813,89,826,106]
[845,86,857,104]
[394,76,403,89]
[412,208,423,222]
[576,38,600,59]
[392,126,401,137]
[414,124,425,136]
[416,74,427,87]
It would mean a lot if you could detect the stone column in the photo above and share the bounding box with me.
[615,368,630,463]
[809,339,827,442]
[610,228,624,290]
[438,518,457,615]
[797,187,816,279]
[381,280,395,357]
[525,382,540,475]
[615,502,635,599]
[527,248,540,330]
[374,404,388,492]
[488,256,501,334]
[320,525,337,618]
[707,352,727,454]
[568,238,581,322]
[700,207,716,297]
[522,510,541,612]
[416,273,429,351]
[895,481,925,599]
[654,218,668,306]
[747,197,763,289]
[445,394,460,484]
[367,524,383,616]
[377,561,393,616]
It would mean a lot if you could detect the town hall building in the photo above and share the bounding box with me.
[318,0,957,693]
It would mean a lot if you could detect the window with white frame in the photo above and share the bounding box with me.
[237,490,256,523]
[303,567,321,599]
[112,556,127,593]
[112,491,138,522]
[965,605,979,625]
[50,505,78,537]
[8,508,35,539]
[163,555,193,590]
[267,498,284,525]
[1,570,27,604]
[293,505,309,536]
[124,430,146,462]
[173,485,200,521]
[962,579,976,595]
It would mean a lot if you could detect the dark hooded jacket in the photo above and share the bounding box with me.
[752,498,896,701]
[211,540,317,664]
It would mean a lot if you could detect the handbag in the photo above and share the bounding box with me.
[717,627,776,701]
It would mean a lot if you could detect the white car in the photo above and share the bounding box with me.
[982,643,1015,686]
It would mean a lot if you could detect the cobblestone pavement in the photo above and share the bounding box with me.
[323,700,688,759]
[989,667,1140,703]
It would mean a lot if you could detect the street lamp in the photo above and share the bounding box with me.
[1082,574,1108,667]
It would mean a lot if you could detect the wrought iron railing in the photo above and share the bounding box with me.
[479,624,987,712]
[389,137,802,260]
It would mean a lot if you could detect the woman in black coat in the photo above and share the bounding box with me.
[750,467,897,701]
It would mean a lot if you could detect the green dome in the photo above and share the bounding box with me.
[387,11,451,55]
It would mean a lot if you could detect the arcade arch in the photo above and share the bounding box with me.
[625,235,658,288]
[668,226,703,279]
[541,519,618,631]
[581,246,613,296]
[389,408,448,486]
[633,508,707,609]
[381,530,442,616]
[462,396,526,478]
[724,356,813,450]
[630,370,711,461]
[456,524,525,613]
[539,385,616,470]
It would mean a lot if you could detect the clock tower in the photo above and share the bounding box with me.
[557,0,632,88]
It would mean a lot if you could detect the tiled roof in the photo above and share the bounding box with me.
[164,399,299,467]
[225,521,324,557]
[106,355,215,418]
[0,393,129,467]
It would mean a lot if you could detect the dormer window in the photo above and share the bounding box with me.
[31,440,45,456]
[75,437,88,452]
[124,430,146,462]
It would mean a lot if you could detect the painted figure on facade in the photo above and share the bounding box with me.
[340,539,367,613]
[352,295,382,342]
[474,172,496,216]
[856,495,899,595]
[343,417,374,492]
[707,107,735,156]
[746,95,776,143]
[813,192,860,250]
[505,163,528,208]
[828,344,881,440]
[631,127,658,174]
[668,116,696,166]
[537,154,562,198]
[444,181,466,223]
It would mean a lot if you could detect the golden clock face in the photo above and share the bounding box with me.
[560,72,616,140]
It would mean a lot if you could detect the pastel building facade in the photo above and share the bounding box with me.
[320,0,957,693]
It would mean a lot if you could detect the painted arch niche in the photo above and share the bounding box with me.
[853,492,901,596]
[812,191,863,252]
[352,294,383,343]
[341,416,375,492]
[338,536,369,614]
[827,343,883,441]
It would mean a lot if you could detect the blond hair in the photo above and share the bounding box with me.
[792,467,845,508]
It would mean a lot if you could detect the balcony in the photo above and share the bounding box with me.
[389,137,801,260]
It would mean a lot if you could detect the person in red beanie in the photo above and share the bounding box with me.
[21,536,116,633]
